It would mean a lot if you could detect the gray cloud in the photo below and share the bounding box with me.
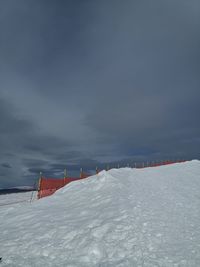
[1,163,12,169]
[0,0,199,187]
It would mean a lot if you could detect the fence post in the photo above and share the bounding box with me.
[37,172,42,199]
[96,166,98,174]
[80,168,83,178]
[63,168,67,185]
[30,180,37,203]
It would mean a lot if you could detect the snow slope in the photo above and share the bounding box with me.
[0,191,36,207]
[0,161,200,266]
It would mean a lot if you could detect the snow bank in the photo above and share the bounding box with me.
[0,160,200,266]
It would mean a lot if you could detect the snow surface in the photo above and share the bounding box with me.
[0,191,36,207]
[0,160,200,266]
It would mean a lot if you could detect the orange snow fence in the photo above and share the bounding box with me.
[37,160,186,199]
[148,160,186,168]
[38,175,89,199]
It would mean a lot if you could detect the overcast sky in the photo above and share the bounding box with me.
[0,0,200,188]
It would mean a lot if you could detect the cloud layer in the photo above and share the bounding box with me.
[0,0,199,187]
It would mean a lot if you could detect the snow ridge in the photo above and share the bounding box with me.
[0,160,200,266]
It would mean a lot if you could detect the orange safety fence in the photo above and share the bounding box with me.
[37,160,186,199]
[38,174,90,199]
[148,160,186,168]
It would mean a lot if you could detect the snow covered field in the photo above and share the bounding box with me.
[0,191,36,207]
[0,161,200,266]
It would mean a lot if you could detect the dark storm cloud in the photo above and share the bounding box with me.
[0,97,83,187]
[0,98,33,135]
[0,0,199,187]
[1,163,12,169]
[85,0,200,160]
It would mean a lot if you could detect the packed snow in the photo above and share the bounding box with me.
[0,160,200,266]
[0,191,36,207]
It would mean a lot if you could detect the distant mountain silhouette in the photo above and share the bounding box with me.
[0,187,35,195]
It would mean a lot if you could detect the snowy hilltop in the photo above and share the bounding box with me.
[0,160,200,266]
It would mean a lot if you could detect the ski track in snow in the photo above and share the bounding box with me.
[0,161,200,266]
